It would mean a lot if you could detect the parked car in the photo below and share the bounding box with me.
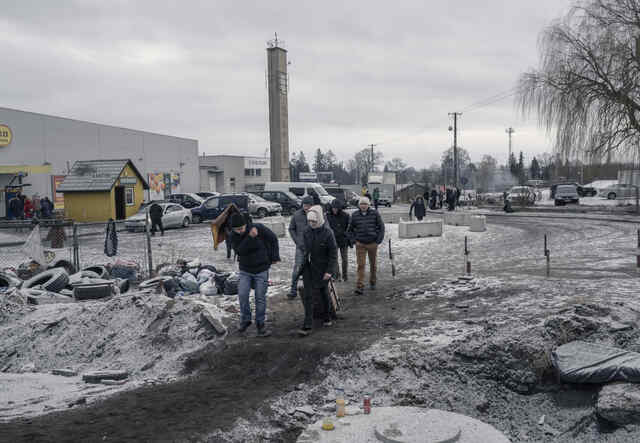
[253,190,301,215]
[601,183,639,200]
[246,193,282,218]
[506,186,536,204]
[376,196,392,207]
[125,203,192,232]
[551,183,596,198]
[191,194,250,223]
[264,181,335,205]
[167,193,204,209]
[196,192,220,199]
[554,184,580,206]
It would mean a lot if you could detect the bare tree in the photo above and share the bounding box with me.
[517,0,640,162]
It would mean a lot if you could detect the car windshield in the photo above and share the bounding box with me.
[248,193,266,202]
[314,186,328,196]
[284,191,299,200]
[557,186,576,193]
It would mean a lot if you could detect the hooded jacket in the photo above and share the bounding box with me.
[410,197,426,219]
[231,223,280,274]
[302,206,337,288]
[326,200,350,248]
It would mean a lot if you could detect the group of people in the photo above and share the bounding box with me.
[225,193,385,337]
[409,186,462,216]
[7,190,54,220]
[361,186,382,210]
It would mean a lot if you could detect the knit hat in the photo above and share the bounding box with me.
[230,213,246,228]
[301,196,314,205]
[359,196,371,205]
[307,205,325,227]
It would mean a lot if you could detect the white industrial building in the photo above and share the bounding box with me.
[199,155,271,194]
[0,107,199,218]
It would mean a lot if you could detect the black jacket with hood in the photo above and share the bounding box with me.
[301,206,338,288]
[326,200,350,248]
[231,223,280,274]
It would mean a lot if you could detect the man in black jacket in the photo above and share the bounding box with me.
[230,213,280,337]
[347,197,385,295]
[148,202,164,236]
[298,206,337,336]
[327,199,351,281]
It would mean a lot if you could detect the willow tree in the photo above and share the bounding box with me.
[517,0,640,162]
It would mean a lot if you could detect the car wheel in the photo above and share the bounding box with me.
[192,214,201,224]
[257,208,268,218]
[607,192,616,200]
[182,217,190,228]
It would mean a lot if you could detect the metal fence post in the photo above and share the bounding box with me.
[637,229,640,270]
[73,222,80,272]
[465,236,471,274]
[544,234,550,277]
[145,214,153,278]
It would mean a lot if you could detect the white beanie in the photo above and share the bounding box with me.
[359,196,371,205]
[307,205,325,227]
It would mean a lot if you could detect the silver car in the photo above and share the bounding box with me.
[125,203,192,232]
[602,183,639,199]
[247,193,282,218]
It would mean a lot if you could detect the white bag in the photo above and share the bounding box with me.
[21,225,47,267]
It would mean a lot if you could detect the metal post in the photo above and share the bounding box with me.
[637,229,640,269]
[544,234,550,277]
[145,214,153,278]
[635,186,639,214]
[73,223,80,272]
[465,236,471,274]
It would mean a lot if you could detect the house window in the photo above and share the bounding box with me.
[245,169,255,176]
[125,187,135,206]
[255,169,262,177]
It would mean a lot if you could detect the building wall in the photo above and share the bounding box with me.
[199,155,270,193]
[0,107,199,204]
[65,192,113,222]
[115,162,146,218]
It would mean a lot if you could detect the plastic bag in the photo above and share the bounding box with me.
[223,274,239,295]
[199,278,218,296]
[197,268,215,284]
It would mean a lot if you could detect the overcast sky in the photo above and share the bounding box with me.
[1,0,571,168]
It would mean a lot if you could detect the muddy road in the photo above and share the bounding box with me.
[2,212,639,442]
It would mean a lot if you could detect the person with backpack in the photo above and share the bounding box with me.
[230,212,280,337]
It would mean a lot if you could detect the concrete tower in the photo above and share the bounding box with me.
[267,34,290,181]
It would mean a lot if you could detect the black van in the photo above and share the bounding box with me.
[191,194,249,223]
[254,190,301,215]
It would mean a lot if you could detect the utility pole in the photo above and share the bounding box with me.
[448,112,461,187]
[506,127,515,166]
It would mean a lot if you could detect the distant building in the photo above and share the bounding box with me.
[618,169,640,186]
[367,172,397,185]
[199,155,270,193]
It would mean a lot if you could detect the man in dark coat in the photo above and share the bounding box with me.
[298,205,337,336]
[230,213,280,337]
[327,199,351,281]
[288,196,314,298]
[347,196,385,295]
[148,202,164,236]
[40,196,54,218]
[410,196,427,221]
[9,191,24,220]
[430,189,438,210]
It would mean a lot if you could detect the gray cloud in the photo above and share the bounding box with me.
[1,0,571,169]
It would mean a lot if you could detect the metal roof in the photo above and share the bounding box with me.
[57,159,149,192]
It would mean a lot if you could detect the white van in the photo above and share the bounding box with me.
[264,182,335,205]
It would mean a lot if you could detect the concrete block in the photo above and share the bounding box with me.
[469,215,487,232]
[398,219,442,238]
[260,219,286,237]
[444,212,471,226]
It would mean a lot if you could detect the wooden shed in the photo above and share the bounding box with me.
[58,159,149,222]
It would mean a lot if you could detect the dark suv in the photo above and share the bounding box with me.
[253,190,301,215]
[190,194,249,223]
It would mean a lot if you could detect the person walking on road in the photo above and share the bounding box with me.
[373,187,380,211]
[148,202,164,236]
[348,197,385,295]
[298,205,338,336]
[327,199,351,282]
[430,189,438,210]
[40,196,54,219]
[288,196,314,298]
[230,213,280,337]
[410,196,427,221]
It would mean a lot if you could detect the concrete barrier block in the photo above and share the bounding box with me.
[444,212,471,226]
[469,215,486,232]
[398,219,443,238]
[260,220,286,237]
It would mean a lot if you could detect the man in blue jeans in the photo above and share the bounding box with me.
[229,213,280,337]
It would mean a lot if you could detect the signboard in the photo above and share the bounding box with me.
[148,172,180,200]
[299,172,317,181]
[119,177,137,185]
[0,124,12,147]
[244,157,270,170]
[51,175,66,209]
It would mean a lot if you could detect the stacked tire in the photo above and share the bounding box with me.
[23,268,69,292]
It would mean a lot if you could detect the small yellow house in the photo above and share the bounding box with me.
[58,159,149,222]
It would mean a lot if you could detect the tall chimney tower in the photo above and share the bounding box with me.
[267,33,290,181]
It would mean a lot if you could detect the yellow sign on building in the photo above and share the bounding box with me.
[0,124,12,146]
